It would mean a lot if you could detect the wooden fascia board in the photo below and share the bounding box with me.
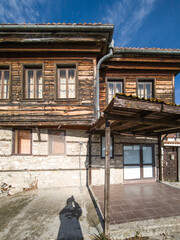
[113,97,180,114]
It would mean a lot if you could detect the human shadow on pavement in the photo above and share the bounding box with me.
[57,195,83,240]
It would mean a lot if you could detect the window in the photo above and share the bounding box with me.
[137,80,154,99]
[24,66,43,99]
[123,145,154,180]
[101,135,114,158]
[49,130,65,155]
[107,79,123,103]
[57,66,76,99]
[0,69,9,99]
[13,130,32,155]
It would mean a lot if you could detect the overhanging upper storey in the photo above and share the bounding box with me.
[0,23,114,57]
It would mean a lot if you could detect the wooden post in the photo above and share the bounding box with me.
[88,132,92,186]
[158,135,162,181]
[104,119,110,236]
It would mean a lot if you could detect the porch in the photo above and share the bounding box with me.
[92,182,180,225]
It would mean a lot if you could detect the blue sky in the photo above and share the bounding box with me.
[0,0,180,103]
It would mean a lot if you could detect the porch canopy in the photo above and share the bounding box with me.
[92,93,180,135]
[91,94,180,236]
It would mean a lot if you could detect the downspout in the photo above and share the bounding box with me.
[96,40,114,119]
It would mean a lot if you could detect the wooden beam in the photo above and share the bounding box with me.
[88,132,92,186]
[106,113,180,128]
[113,97,180,115]
[104,119,110,237]
[35,127,41,142]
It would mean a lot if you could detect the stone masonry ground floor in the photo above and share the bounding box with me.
[0,128,159,192]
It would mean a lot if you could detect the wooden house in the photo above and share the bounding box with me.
[0,23,180,193]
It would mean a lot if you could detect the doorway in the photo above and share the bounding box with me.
[123,145,154,180]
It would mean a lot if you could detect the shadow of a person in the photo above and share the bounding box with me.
[57,195,83,240]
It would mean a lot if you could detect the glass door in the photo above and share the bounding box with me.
[123,145,154,180]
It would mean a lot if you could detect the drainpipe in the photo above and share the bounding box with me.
[96,40,114,119]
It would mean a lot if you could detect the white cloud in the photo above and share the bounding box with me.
[102,0,156,47]
[0,0,45,23]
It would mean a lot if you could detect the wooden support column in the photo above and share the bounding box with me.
[158,135,162,181]
[104,119,110,236]
[35,127,41,142]
[88,132,92,186]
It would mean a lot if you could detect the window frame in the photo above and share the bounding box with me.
[123,144,155,180]
[12,129,32,155]
[55,63,78,101]
[136,78,155,99]
[0,65,11,101]
[100,134,114,159]
[48,130,66,156]
[106,77,124,104]
[22,64,44,101]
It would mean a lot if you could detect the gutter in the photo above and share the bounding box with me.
[0,24,114,40]
[96,40,114,119]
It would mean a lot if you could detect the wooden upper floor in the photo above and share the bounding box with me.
[0,24,180,128]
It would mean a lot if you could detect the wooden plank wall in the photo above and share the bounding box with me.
[0,58,95,126]
[100,72,174,111]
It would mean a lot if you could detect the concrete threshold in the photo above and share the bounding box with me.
[110,216,180,240]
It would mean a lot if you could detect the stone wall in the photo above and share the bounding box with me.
[0,128,89,192]
[90,134,159,185]
[0,128,159,193]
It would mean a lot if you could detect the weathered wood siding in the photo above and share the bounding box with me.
[100,73,174,110]
[0,58,96,126]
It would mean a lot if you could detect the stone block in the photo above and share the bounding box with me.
[0,128,12,140]
[66,142,88,156]
[66,130,88,142]
[0,141,12,155]
[91,142,100,155]
[32,141,48,155]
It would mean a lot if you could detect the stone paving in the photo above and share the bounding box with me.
[92,182,180,225]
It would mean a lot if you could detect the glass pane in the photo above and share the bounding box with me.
[28,70,34,85]
[36,71,42,98]
[4,71,9,85]
[102,136,113,158]
[68,84,75,98]
[59,84,66,98]
[108,83,114,95]
[49,131,65,155]
[16,130,31,154]
[37,70,42,84]
[30,84,34,98]
[143,146,153,164]
[59,70,66,84]
[145,83,152,98]
[68,69,75,84]
[0,71,2,84]
[124,145,140,164]
[143,165,153,178]
[3,85,8,99]
[108,83,114,103]
[37,85,43,98]
[116,83,122,93]
[124,166,140,179]
[138,83,144,98]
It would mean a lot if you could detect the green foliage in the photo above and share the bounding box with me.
[92,220,111,240]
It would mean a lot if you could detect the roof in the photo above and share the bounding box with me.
[0,23,113,26]
[114,47,180,52]
[91,94,180,136]
[113,47,180,56]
